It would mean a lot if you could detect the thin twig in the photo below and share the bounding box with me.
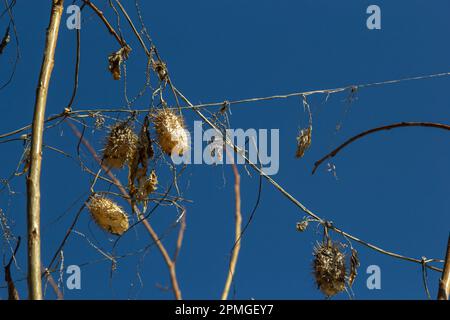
[82,0,127,47]
[221,163,242,300]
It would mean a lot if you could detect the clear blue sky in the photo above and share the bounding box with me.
[0,0,449,299]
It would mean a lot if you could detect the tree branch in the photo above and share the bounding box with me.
[221,163,242,300]
[312,121,450,174]
[27,0,64,300]
[438,234,450,300]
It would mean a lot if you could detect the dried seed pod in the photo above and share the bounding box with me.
[108,46,131,80]
[347,248,360,287]
[87,196,129,235]
[103,122,138,169]
[153,109,189,156]
[153,60,168,81]
[313,241,346,297]
[295,126,312,158]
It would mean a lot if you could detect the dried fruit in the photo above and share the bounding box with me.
[313,241,346,297]
[103,122,138,169]
[153,109,189,156]
[87,196,129,235]
[296,126,312,158]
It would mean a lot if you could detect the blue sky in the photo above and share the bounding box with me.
[0,0,449,299]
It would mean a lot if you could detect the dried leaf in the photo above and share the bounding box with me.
[296,126,312,158]
[348,248,360,287]
[108,46,131,80]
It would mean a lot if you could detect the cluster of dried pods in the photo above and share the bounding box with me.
[87,108,188,236]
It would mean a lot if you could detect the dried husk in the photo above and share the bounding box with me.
[313,241,346,297]
[153,109,189,156]
[88,196,129,235]
[103,122,138,169]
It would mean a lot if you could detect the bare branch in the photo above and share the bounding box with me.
[438,234,450,300]
[312,121,450,174]
[27,0,64,300]
[221,163,242,300]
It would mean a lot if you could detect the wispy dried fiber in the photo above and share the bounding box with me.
[153,109,189,156]
[87,196,129,235]
[313,241,346,297]
[103,122,138,169]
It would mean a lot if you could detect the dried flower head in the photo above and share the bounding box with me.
[313,241,346,297]
[108,46,131,80]
[153,109,189,156]
[87,196,129,235]
[296,126,312,158]
[103,122,138,169]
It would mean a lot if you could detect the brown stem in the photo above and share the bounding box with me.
[27,0,64,300]
[312,122,450,174]
[114,0,150,56]
[221,162,242,300]
[82,0,126,47]
[438,234,450,300]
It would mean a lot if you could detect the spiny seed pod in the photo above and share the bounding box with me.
[296,126,312,158]
[313,241,346,297]
[153,109,189,156]
[136,170,158,202]
[87,196,129,235]
[103,122,138,169]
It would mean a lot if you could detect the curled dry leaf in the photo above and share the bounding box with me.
[128,117,156,210]
[348,248,360,287]
[296,126,312,158]
[153,60,168,81]
[108,45,131,80]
